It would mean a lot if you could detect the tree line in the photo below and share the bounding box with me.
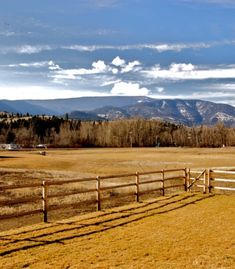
[0,115,235,148]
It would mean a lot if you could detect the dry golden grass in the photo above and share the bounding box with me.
[0,148,235,268]
[0,193,234,269]
[1,147,235,176]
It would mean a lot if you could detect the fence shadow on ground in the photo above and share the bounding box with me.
[0,193,215,257]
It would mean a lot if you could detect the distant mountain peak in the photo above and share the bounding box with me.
[1,96,235,126]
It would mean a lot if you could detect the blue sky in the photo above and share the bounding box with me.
[1,0,235,105]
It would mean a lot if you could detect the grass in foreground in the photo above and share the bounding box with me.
[0,193,234,269]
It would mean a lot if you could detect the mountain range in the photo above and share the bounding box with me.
[1,96,235,126]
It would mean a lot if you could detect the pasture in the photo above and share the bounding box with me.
[1,147,235,175]
[0,147,235,268]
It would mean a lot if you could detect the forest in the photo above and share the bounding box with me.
[0,114,234,148]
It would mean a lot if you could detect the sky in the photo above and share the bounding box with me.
[1,0,235,106]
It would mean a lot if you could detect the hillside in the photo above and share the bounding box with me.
[27,96,153,114]
[69,99,235,126]
[0,100,57,115]
[1,96,235,126]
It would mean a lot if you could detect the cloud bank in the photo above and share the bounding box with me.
[142,63,235,80]
[2,55,235,106]
[62,42,214,53]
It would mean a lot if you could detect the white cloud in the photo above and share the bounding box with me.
[142,43,211,52]
[50,57,143,84]
[2,40,233,56]
[51,70,80,80]
[48,61,61,71]
[62,44,116,52]
[156,87,165,93]
[112,56,126,67]
[101,79,121,87]
[53,60,109,80]
[63,41,216,53]
[142,63,235,80]
[8,60,61,70]
[0,31,16,37]
[92,60,107,72]
[111,81,149,96]
[121,60,141,73]
[0,45,53,54]
[208,83,235,91]
[111,68,119,74]
[18,45,52,54]
[8,61,49,68]
[1,45,52,54]
[170,63,195,72]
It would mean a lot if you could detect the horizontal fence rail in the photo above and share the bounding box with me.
[210,170,235,193]
[0,167,234,224]
[188,169,235,194]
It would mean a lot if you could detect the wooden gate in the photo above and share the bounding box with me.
[188,169,235,194]
[187,169,209,193]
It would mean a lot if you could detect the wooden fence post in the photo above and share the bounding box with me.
[203,170,207,194]
[188,168,191,192]
[207,169,211,193]
[135,172,140,202]
[184,168,188,192]
[162,169,165,196]
[96,176,101,211]
[42,181,48,222]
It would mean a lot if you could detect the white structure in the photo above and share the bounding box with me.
[5,144,21,151]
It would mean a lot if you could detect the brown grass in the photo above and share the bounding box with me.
[1,147,235,175]
[0,148,235,268]
[0,193,234,269]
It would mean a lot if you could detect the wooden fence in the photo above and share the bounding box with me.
[188,169,235,194]
[0,167,234,223]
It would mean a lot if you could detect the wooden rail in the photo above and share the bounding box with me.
[0,183,41,190]
[188,169,235,194]
[210,170,235,193]
[1,167,234,224]
[0,168,186,222]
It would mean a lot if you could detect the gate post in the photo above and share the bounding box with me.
[184,168,189,192]
[207,169,211,193]
[188,168,191,192]
[203,170,207,194]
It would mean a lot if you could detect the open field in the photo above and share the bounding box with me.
[0,148,235,268]
[1,147,235,176]
[0,193,234,269]
[1,147,235,226]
